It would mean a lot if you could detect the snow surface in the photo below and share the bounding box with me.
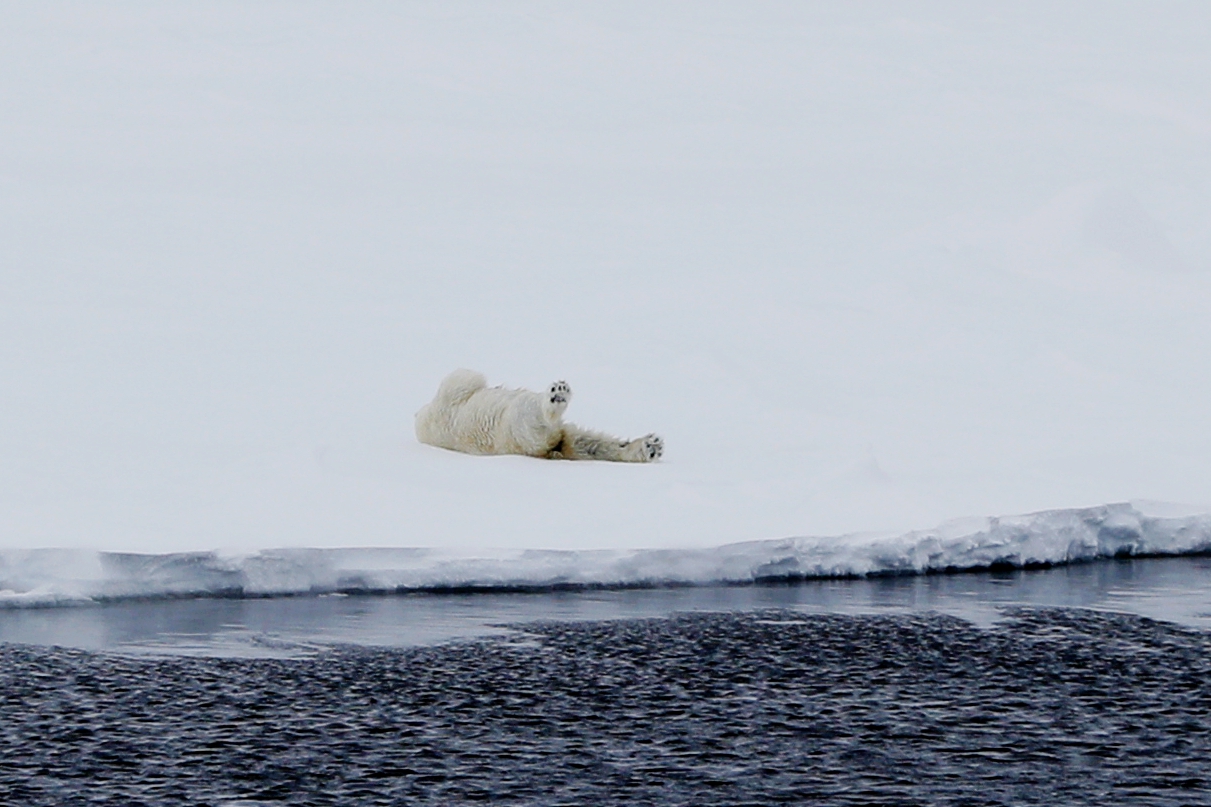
[2,5,1211,560]
[3,503,1209,606]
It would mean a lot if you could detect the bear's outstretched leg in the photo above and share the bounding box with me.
[553,424,663,462]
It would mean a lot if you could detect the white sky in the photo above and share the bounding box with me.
[2,3,1209,553]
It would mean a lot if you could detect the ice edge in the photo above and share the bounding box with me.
[3,502,1209,608]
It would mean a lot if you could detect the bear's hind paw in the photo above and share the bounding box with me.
[641,434,663,462]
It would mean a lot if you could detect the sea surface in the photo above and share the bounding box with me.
[2,557,1209,805]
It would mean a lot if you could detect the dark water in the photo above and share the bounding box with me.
[2,608,1209,806]
[2,556,1210,658]
[2,558,1209,804]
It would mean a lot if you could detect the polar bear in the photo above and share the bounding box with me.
[415,369,663,462]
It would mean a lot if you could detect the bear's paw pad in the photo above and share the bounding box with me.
[548,381,571,406]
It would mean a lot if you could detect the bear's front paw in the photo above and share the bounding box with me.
[548,380,571,406]
[641,434,663,462]
[544,381,571,420]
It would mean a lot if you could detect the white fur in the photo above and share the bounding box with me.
[415,369,663,462]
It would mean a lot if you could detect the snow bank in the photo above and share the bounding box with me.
[3,503,1207,607]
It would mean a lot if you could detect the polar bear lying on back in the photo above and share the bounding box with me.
[416,369,663,462]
